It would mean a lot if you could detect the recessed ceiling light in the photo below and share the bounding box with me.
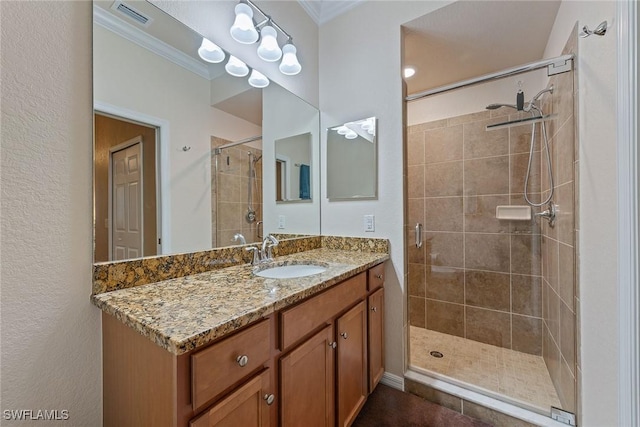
[404,67,416,78]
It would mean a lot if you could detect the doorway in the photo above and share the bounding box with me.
[94,113,158,262]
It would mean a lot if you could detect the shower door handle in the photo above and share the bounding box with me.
[415,223,423,248]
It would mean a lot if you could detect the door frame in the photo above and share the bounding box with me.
[616,2,639,425]
[108,137,143,260]
[95,101,169,255]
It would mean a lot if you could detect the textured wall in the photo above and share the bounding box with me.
[319,1,454,381]
[0,1,102,425]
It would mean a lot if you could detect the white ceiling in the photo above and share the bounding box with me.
[403,1,561,96]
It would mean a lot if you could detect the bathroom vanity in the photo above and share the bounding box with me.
[93,247,387,427]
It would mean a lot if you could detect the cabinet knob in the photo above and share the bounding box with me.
[236,355,249,367]
[375,274,383,280]
[263,394,275,405]
[371,306,377,312]
[340,332,348,340]
[329,341,337,349]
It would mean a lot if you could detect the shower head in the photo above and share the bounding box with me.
[486,103,517,110]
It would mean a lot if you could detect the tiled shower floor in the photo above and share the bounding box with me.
[409,326,561,412]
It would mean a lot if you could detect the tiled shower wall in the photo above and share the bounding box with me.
[211,137,263,248]
[540,31,578,413]
[407,109,544,356]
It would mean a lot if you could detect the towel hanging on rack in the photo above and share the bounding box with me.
[299,164,310,199]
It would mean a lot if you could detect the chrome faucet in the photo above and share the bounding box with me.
[232,233,246,245]
[261,234,279,262]
[245,234,279,265]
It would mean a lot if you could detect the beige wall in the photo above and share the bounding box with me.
[0,1,102,424]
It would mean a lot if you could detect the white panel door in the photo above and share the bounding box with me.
[111,141,143,260]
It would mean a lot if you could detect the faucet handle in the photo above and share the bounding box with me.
[245,246,261,265]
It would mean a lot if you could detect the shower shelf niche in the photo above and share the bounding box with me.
[486,113,557,131]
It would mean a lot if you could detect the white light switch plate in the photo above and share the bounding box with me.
[364,215,375,232]
[278,215,286,229]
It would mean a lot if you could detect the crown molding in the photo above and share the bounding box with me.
[93,5,211,80]
[296,0,364,26]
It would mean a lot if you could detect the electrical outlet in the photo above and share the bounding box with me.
[278,215,286,229]
[364,215,375,232]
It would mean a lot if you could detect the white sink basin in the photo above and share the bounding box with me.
[255,264,327,279]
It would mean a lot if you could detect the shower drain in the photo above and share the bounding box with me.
[429,350,444,358]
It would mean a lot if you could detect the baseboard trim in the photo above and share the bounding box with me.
[380,372,404,391]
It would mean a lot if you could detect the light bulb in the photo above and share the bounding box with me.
[198,38,225,63]
[404,67,416,78]
[279,43,301,75]
[230,3,258,44]
[257,25,282,62]
[225,55,249,77]
[345,130,358,139]
[336,126,349,135]
[248,69,270,88]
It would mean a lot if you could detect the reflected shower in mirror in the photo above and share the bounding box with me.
[92,0,320,263]
[326,117,377,200]
[275,133,312,203]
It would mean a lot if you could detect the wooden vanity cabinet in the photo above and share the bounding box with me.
[367,287,385,392]
[190,369,272,427]
[279,266,384,427]
[336,301,368,427]
[102,313,276,427]
[102,262,385,427]
[280,325,335,427]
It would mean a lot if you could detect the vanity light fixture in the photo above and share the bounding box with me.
[230,0,301,75]
[345,130,358,140]
[256,24,282,62]
[198,38,225,63]
[279,41,302,75]
[248,69,270,88]
[230,3,259,44]
[225,55,249,77]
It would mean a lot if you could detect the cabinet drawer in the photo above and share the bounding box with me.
[190,369,271,427]
[367,263,385,291]
[280,273,366,350]
[192,319,270,412]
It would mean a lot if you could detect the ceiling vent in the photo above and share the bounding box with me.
[110,1,153,27]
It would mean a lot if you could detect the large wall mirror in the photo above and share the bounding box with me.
[326,117,377,200]
[93,0,320,263]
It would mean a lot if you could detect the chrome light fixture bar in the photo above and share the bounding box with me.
[230,0,301,75]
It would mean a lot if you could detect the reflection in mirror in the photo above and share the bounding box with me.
[326,117,377,200]
[275,133,312,203]
[92,0,319,263]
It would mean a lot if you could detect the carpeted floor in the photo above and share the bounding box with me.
[352,384,492,427]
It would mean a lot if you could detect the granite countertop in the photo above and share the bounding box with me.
[91,248,389,355]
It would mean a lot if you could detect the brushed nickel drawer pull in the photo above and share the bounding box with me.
[329,342,337,349]
[264,394,275,405]
[375,274,383,280]
[371,306,377,312]
[341,332,348,339]
[236,355,249,367]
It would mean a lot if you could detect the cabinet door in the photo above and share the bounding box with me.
[280,325,335,427]
[336,301,368,427]
[190,370,272,427]
[368,288,384,393]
